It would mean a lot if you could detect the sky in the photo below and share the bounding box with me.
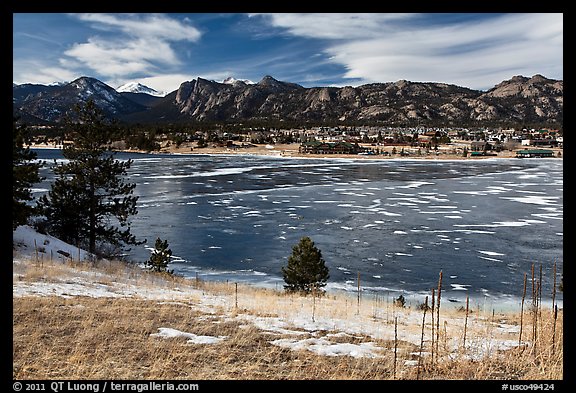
[13,13,563,94]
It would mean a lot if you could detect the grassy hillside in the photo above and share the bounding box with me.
[13,251,563,380]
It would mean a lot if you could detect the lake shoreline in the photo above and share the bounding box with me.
[28,142,563,161]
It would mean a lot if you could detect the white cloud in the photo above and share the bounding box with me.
[63,14,201,79]
[251,13,414,40]
[257,13,563,90]
[74,13,201,42]
[13,60,80,85]
[111,73,196,95]
[64,37,180,77]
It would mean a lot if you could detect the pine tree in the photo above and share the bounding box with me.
[145,237,173,274]
[37,100,142,258]
[282,236,329,294]
[13,118,42,229]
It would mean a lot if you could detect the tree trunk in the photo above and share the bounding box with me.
[89,181,96,254]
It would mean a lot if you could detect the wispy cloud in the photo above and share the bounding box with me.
[250,13,414,40]
[64,13,202,79]
[13,13,563,93]
[13,59,81,85]
[256,13,563,90]
[14,32,65,48]
[65,37,180,77]
[74,13,202,41]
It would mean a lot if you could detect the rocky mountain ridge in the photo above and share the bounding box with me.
[13,74,563,125]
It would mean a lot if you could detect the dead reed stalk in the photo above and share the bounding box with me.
[312,286,316,323]
[552,260,557,312]
[531,263,536,344]
[356,271,361,315]
[519,272,527,347]
[538,264,543,322]
[34,239,39,265]
[552,305,558,355]
[551,260,557,353]
[463,294,469,350]
[431,287,435,363]
[416,295,428,380]
[436,270,443,357]
[393,316,398,380]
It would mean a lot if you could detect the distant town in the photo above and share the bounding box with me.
[27,124,563,159]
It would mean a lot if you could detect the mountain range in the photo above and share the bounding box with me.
[13,74,563,126]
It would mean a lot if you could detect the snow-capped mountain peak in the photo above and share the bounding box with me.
[116,82,164,97]
[221,77,255,86]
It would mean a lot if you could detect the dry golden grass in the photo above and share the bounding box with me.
[13,296,397,380]
[13,254,563,380]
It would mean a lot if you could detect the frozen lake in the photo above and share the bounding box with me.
[33,150,563,308]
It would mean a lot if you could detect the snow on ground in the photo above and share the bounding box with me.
[13,225,525,361]
[13,225,96,262]
[270,337,383,358]
[150,328,227,345]
[12,225,201,302]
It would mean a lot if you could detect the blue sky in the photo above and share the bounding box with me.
[13,13,563,94]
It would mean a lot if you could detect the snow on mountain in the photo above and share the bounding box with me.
[116,82,165,97]
[15,75,562,125]
[72,78,118,104]
[221,77,255,86]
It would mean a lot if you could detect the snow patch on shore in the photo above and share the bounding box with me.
[151,328,227,344]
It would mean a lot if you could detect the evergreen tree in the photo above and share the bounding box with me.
[13,118,42,229]
[145,237,173,274]
[37,176,88,246]
[282,236,329,294]
[37,100,142,258]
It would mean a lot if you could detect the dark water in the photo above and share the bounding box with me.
[32,149,563,307]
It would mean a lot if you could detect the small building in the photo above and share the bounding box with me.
[515,149,554,158]
[531,139,558,147]
[470,141,492,152]
[521,138,558,147]
[300,141,365,155]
